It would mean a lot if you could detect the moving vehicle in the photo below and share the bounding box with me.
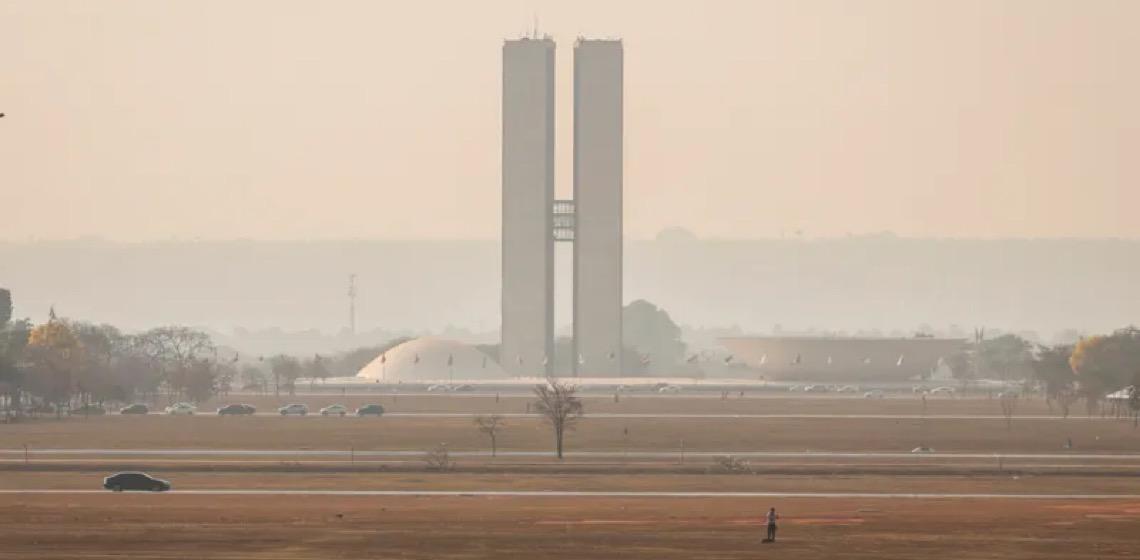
[103,471,171,492]
[165,403,196,415]
[929,387,956,396]
[119,404,148,415]
[998,390,1020,399]
[68,404,106,416]
[278,403,308,416]
[320,404,348,416]
[658,385,682,393]
[427,384,454,392]
[217,404,256,416]
[864,390,885,398]
[804,385,829,393]
[355,404,386,417]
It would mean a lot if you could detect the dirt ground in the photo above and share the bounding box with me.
[3,413,1137,455]
[0,493,1136,559]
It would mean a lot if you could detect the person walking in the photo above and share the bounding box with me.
[765,507,779,542]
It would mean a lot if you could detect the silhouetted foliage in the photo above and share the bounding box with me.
[532,376,583,459]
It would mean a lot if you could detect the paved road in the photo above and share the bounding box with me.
[0,489,1137,499]
[138,412,1119,420]
[4,449,1138,460]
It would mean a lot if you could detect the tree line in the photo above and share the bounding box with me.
[0,289,417,418]
[944,328,1140,419]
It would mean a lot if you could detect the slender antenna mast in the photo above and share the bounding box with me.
[348,273,358,336]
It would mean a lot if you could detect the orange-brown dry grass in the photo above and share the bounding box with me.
[3,414,1137,454]
[2,471,1138,495]
[0,493,1136,559]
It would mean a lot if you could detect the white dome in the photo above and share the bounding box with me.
[356,337,509,382]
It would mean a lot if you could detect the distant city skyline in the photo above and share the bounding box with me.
[2,1,1139,241]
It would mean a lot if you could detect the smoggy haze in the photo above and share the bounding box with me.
[2,1,1137,241]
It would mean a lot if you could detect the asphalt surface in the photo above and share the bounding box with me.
[127,412,1125,420]
[1,489,1137,499]
[4,449,1138,460]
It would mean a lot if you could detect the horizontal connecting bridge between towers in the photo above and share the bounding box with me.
[553,199,575,242]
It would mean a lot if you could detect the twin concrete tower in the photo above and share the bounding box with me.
[500,36,624,377]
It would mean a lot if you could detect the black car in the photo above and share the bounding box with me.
[119,404,149,415]
[68,404,106,416]
[103,471,171,492]
[355,404,386,417]
[217,404,256,416]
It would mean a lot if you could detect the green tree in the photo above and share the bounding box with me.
[24,320,84,415]
[267,354,303,397]
[1033,344,1077,418]
[1069,327,1140,416]
[979,334,1034,388]
[622,300,686,375]
[946,351,974,394]
[136,326,214,404]
[0,288,11,327]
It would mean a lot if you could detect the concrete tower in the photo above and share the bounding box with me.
[572,39,624,376]
[500,36,556,377]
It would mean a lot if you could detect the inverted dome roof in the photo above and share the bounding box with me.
[356,337,509,382]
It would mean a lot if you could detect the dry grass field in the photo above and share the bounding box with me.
[1,492,1136,559]
[3,394,1138,558]
[3,413,1137,455]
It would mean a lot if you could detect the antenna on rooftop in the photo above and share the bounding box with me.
[348,273,358,336]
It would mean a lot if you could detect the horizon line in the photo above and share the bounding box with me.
[5,234,1140,244]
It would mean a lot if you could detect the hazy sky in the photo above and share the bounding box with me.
[2,0,1137,241]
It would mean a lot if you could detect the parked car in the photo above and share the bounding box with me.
[217,404,256,416]
[355,404,386,417]
[658,385,682,393]
[864,390,886,398]
[68,404,106,416]
[929,387,956,396]
[119,404,148,415]
[454,384,477,392]
[998,390,1020,400]
[320,404,348,417]
[838,386,859,394]
[165,403,196,415]
[804,385,829,393]
[427,384,454,392]
[103,471,170,492]
[278,403,308,416]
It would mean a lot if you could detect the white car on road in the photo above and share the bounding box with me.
[320,404,348,417]
[278,403,309,416]
[863,390,885,399]
[658,385,682,393]
[165,403,196,415]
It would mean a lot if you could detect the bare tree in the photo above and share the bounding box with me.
[1000,393,1019,430]
[532,375,584,459]
[266,355,303,397]
[474,413,505,458]
[423,443,455,472]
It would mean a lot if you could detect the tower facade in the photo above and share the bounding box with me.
[572,39,624,376]
[500,37,556,377]
[500,35,623,378]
